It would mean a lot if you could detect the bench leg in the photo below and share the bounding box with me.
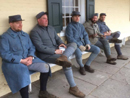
[99,49,105,56]
[120,38,124,47]
[120,38,126,47]
[29,75,32,93]
[122,38,126,45]
[120,42,123,47]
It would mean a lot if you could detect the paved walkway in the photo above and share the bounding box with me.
[2,40,130,98]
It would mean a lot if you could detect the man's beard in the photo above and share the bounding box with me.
[93,21,96,23]
[15,29,22,32]
[92,20,97,23]
[11,27,22,32]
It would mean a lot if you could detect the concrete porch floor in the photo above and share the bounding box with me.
[1,40,130,98]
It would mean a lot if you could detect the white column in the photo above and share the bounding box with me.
[80,0,86,24]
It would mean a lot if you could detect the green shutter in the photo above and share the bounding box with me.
[47,0,63,33]
[86,0,95,21]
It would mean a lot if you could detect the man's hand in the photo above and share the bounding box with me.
[20,59,32,66]
[79,45,86,52]
[26,60,32,66]
[100,35,106,38]
[26,57,33,66]
[103,35,106,37]
[108,32,111,36]
[86,44,91,50]
[108,31,111,34]
[107,31,111,36]
[92,33,97,38]
[20,59,28,65]
[26,57,33,62]
[55,49,63,54]
[104,32,111,36]
[104,32,108,36]
[20,57,33,66]
[59,44,67,48]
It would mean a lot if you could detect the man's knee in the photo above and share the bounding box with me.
[40,63,50,73]
[92,46,100,54]
[68,42,77,49]
[114,31,121,38]
[95,47,100,54]
[116,31,121,35]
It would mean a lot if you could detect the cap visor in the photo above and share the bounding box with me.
[72,14,81,16]
[10,19,24,23]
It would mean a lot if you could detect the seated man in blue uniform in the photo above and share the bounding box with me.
[0,15,58,98]
[30,12,85,98]
[97,13,128,60]
[65,11,100,75]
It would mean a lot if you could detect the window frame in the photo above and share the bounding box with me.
[62,0,86,31]
[62,0,81,30]
[60,0,86,36]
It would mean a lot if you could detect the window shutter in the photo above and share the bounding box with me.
[86,0,95,21]
[47,0,63,33]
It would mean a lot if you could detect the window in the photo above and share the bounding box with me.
[86,0,95,21]
[47,0,94,33]
[62,0,80,30]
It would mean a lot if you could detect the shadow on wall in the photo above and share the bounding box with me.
[0,18,10,35]
[1,17,9,25]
